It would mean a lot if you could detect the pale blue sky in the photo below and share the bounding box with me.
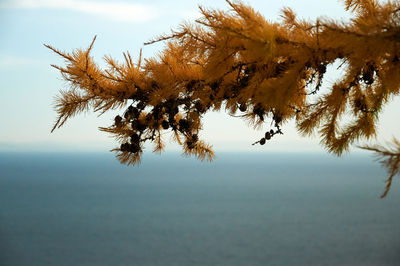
[0,0,398,154]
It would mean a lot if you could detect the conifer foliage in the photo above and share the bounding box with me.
[46,0,400,197]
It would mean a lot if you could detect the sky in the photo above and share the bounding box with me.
[0,0,399,154]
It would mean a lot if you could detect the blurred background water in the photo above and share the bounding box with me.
[0,152,399,266]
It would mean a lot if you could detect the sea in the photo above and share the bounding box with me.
[0,151,399,266]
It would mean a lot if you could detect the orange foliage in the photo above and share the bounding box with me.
[46,0,400,197]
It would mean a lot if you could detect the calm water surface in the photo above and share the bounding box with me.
[0,152,399,266]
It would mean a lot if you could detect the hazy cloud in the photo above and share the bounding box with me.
[180,10,202,21]
[0,0,159,22]
[0,55,39,68]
